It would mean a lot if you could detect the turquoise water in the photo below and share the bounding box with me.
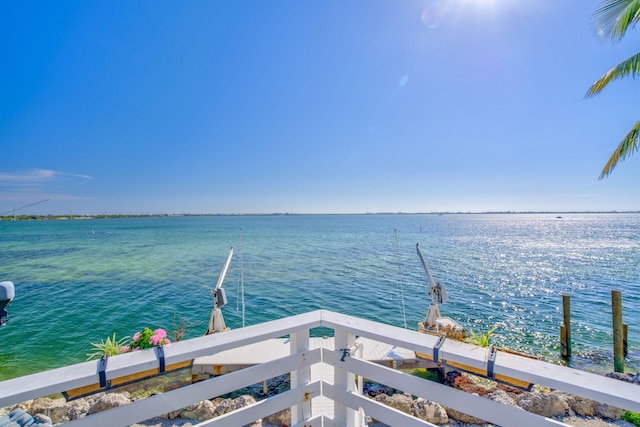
[0,213,638,381]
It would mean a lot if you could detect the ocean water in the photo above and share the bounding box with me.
[0,213,638,381]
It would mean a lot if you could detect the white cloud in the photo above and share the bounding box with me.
[0,169,94,210]
[0,169,93,186]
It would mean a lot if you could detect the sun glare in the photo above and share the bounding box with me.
[420,0,500,29]
[466,0,497,5]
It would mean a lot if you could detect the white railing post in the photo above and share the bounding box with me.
[356,341,366,427]
[334,329,357,426]
[290,330,311,424]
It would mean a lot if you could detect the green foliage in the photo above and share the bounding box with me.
[123,327,170,352]
[587,0,640,178]
[466,325,499,348]
[622,411,640,426]
[598,120,640,179]
[406,368,441,383]
[133,327,156,350]
[86,333,130,360]
[592,0,640,41]
[586,53,640,98]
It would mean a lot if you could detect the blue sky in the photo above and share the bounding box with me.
[1,0,638,215]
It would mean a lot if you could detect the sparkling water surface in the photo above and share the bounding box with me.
[0,213,638,381]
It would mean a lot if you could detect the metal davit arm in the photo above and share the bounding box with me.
[206,247,234,335]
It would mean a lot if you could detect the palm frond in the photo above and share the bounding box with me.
[586,52,640,97]
[593,0,640,41]
[600,121,640,179]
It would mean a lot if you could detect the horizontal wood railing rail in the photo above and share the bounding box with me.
[0,309,637,427]
[320,310,640,412]
[323,349,565,427]
[0,310,321,408]
[63,349,321,427]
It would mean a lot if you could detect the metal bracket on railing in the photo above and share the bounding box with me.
[487,346,497,379]
[339,342,362,362]
[97,355,109,388]
[155,345,166,374]
[433,335,446,364]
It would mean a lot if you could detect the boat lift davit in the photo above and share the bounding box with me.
[64,249,236,400]
[416,243,458,332]
[205,247,234,335]
[414,244,536,389]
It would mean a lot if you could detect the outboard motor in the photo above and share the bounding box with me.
[0,281,15,326]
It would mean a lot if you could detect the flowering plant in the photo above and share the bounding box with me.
[122,327,171,352]
[86,333,130,360]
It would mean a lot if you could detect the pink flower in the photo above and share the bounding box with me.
[133,332,141,342]
[164,339,170,344]
[149,329,169,346]
[121,345,130,353]
[153,329,167,339]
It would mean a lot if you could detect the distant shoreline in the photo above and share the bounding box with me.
[1,211,639,221]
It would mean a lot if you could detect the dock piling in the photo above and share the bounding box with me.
[561,294,571,358]
[611,290,624,373]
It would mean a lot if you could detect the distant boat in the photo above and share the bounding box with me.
[556,216,563,219]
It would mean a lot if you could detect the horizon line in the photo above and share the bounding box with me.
[1,210,639,219]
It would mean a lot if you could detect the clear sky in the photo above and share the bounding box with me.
[1,0,638,215]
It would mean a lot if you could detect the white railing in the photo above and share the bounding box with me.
[0,310,638,427]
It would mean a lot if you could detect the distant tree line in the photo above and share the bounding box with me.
[0,214,177,221]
